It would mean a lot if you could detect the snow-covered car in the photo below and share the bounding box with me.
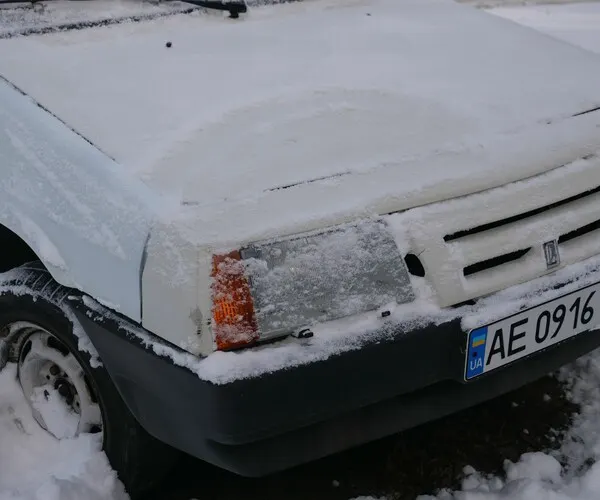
[1,0,600,495]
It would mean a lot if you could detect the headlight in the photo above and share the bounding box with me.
[222,220,414,344]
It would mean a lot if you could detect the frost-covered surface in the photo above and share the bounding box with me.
[82,249,600,384]
[199,252,600,383]
[0,365,127,500]
[0,74,155,322]
[244,221,413,336]
[0,2,600,500]
[0,0,192,37]
[461,0,600,7]
[15,214,66,271]
[413,4,600,499]
[2,0,600,353]
[0,0,599,248]
[0,0,293,38]
[491,2,600,55]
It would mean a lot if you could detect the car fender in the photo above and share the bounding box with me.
[0,77,153,322]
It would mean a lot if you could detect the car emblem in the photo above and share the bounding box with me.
[543,240,560,269]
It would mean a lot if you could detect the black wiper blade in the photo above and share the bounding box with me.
[180,0,247,18]
[0,0,248,39]
[0,0,248,19]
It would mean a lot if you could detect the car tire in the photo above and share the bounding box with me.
[0,263,178,498]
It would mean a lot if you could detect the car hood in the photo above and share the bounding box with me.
[164,108,600,248]
[1,0,600,246]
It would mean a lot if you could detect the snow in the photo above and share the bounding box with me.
[412,4,600,500]
[196,249,600,383]
[0,76,155,322]
[86,233,600,385]
[243,220,414,336]
[1,1,600,500]
[416,353,600,500]
[165,108,600,251]
[0,267,103,368]
[0,365,127,500]
[31,385,80,440]
[491,3,600,55]
[0,0,193,38]
[0,0,599,234]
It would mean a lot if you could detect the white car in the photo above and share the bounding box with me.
[1,0,600,496]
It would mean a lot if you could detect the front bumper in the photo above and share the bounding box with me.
[69,281,600,477]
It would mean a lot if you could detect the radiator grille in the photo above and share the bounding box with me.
[401,156,600,307]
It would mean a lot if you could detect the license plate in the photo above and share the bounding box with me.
[465,282,600,380]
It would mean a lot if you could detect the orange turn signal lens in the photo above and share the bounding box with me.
[211,251,259,351]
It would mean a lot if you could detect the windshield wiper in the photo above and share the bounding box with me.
[181,1,247,18]
[0,0,248,18]
[0,0,249,39]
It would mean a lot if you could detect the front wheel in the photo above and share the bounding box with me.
[0,265,177,498]
[17,322,104,440]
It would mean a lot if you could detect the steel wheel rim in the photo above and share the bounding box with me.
[14,321,103,439]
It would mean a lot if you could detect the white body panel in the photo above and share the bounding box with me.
[1,0,600,354]
[395,154,600,307]
[0,79,153,322]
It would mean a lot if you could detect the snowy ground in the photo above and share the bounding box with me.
[418,355,600,500]
[1,2,600,500]
[0,365,126,500]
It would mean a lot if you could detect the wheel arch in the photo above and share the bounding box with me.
[0,222,48,273]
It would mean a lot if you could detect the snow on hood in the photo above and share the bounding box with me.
[1,0,600,246]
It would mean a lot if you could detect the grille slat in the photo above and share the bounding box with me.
[463,248,531,277]
[559,219,600,245]
[444,184,600,242]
